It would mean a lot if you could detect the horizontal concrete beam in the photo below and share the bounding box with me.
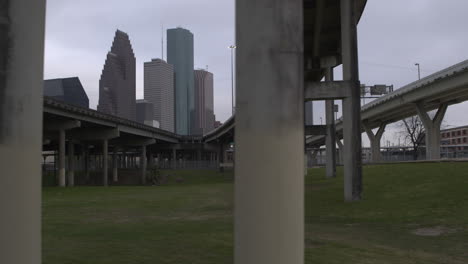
[44,120,81,131]
[112,138,156,147]
[68,128,120,141]
[305,125,327,136]
[304,81,354,100]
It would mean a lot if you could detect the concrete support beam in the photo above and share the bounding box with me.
[415,102,448,160]
[84,144,90,183]
[172,148,176,169]
[341,0,363,201]
[58,129,66,187]
[0,1,46,262]
[363,122,386,163]
[304,81,352,100]
[112,147,118,182]
[235,0,304,263]
[218,143,224,172]
[67,141,75,186]
[337,139,344,165]
[325,68,337,178]
[103,140,108,186]
[44,120,81,131]
[68,128,119,141]
[305,125,327,136]
[141,145,147,185]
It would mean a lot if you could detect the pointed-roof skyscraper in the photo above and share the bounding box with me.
[97,30,136,121]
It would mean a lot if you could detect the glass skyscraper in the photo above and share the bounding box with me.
[167,27,194,135]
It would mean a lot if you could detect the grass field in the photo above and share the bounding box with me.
[43,163,468,263]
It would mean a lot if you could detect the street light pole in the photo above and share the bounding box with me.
[415,63,421,80]
[229,45,237,115]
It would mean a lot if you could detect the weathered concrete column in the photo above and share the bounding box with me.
[172,148,177,169]
[341,0,363,201]
[363,122,386,163]
[102,140,108,186]
[337,139,344,165]
[235,0,304,263]
[112,147,118,182]
[218,143,224,172]
[58,129,66,187]
[148,152,154,169]
[67,141,75,186]
[141,145,147,185]
[0,0,46,262]
[84,144,90,184]
[415,103,448,160]
[325,68,337,178]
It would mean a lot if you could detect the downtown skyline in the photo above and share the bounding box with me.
[44,0,468,144]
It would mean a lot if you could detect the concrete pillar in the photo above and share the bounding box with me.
[415,103,448,160]
[102,140,108,186]
[149,152,154,169]
[58,129,66,187]
[172,148,177,169]
[235,0,304,262]
[218,143,224,172]
[197,149,202,168]
[112,147,118,182]
[141,145,147,185]
[84,144,90,184]
[341,0,362,201]
[0,0,46,262]
[337,140,344,165]
[325,68,336,178]
[363,123,386,163]
[67,141,75,186]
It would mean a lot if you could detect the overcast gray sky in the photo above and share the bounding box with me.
[44,0,468,145]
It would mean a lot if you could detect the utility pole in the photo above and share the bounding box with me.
[415,63,421,80]
[229,45,237,115]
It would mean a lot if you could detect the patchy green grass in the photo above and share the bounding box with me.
[43,163,468,263]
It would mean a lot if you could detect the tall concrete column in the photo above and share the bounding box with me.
[341,0,362,201]
[337,139,344,165]
[102,140,108,186]
[84,144,90,184]
[67,141,75,186]
[197,149,202,168]
[141,145,147,185]
[415,103,448,160]
[0,0,46,262]
[172,148,177,169]
[112,147,118,182]
[58,129,66,187]
[148,152,154,169]
[235,0,304,263]
[218,143,224,172]
[363,123,386,163]
[325,68,337,178]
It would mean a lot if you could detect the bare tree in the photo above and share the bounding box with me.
[400,116,425,160]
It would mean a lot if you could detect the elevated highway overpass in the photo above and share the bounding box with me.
[306,59,468,160]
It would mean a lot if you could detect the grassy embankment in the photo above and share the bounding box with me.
[43,163,468,264]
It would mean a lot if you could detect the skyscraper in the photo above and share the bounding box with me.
[97,30,136,120]
[193,69,215,135]
[144,58,175,132]
[167,27,194,135]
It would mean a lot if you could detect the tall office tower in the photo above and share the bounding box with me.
[97,30,136,120]
[167,27,194,135]
[305,101,314,125]
[192,69,215,135]
[144,59,175,132]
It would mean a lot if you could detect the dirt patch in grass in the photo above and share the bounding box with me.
[411,226,457,237]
